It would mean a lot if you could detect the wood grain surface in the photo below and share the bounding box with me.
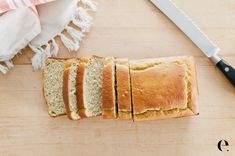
[1,0,235,155]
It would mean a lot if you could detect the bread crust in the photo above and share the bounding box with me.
[76,61,87,118]
[119,112,132,120]
[63,66,72,119]
[130,56,199,121]
[185,57,199,115]
[131,63,188,113]
[134,108,195,121]
[102,57,117,119]
[116,59,132,120]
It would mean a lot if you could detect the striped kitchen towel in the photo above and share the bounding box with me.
[0,0,55,13]
[0,0,97,74]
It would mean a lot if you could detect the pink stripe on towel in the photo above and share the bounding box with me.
[29,5,38,14]
[0,0,55,13]
[0,2,10,13]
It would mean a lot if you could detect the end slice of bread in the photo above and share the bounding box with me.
[102,57,117,119]
[77,56,104,118]
[130,56,199,121]
[63,61,81,120]
[43,58,77,117]
[116,59,132,120]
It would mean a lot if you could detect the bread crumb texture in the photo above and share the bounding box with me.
[84,57,104,117]
[68,62,81,120]
[43,59,67,116]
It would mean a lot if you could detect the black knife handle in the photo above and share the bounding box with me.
[216,59,235,87]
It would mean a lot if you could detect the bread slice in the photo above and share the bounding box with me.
[77,56,104,118]
[63,61,81,120]
[102,57,117,119]
[43,58,77,117]
[116,59,132,120]
[130,56,199,121]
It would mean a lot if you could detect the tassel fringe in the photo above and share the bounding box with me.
[0,61,14,74]
[29,44,52,70]
[73,7,93,33]
[75,7,93,22]
[28,1,96,71]
[72,18,92,33]
[60,33,79,51]
[51,38,59,57]
[81,0,97,11]
[0,64,9,74]
[66,26,84,42]
[5,60,14,69]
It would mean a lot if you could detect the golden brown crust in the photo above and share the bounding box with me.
[116,59,132,120]
[63,66,72,119]
[131,63,188,113]
[78,109,88,118]
[46,57,69,61]
[102,57,117,119]
[45,57,78,64]
[130,56,199,121]
[119,111,132,120]
[134,108,195,121]
[103,110,116,119]
[185,56,199,115]
[129,56,192,68]
[78,55,103,63]
[76,61,87,118]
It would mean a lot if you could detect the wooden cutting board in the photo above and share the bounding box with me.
[0,0,235,155]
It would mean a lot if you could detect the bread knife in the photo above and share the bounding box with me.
[150,0,235,87]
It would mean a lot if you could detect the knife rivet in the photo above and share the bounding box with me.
[225,67,230,72]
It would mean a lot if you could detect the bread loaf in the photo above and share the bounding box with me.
[130,56,199,121]
[43,55,199,121]
[116,59,132,120]
[102,57,117,119]
[77,56,104,118]
[43,58,77,117]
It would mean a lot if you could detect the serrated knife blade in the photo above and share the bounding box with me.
[150,0,235,87]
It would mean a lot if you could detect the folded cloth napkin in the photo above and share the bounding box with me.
[0,0,96,74]
[0,6,40,74]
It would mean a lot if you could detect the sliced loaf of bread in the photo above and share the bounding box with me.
[116,59,132,120]
[63,61,81,120]
[43,58,77,117]
[77,56,104,118]
[102,57,117,119]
